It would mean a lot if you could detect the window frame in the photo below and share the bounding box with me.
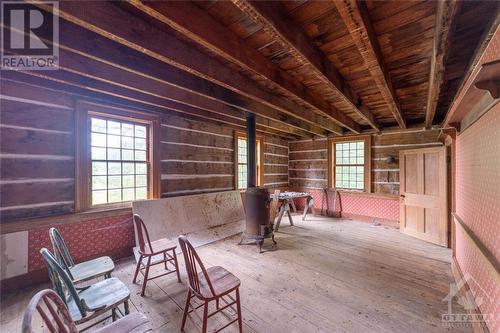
[75,101,161,211]
[328,135,371,193]
[234,131,264,190]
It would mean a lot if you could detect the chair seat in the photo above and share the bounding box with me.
[70,256,114,283]
[93,312,152,333]
[140,238,177,256]
[67,278,130,323]
[198,266,240,299]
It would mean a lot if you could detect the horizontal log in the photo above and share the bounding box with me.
[161,143,233,162]
[161,126,234,148]
[264,136,288,148]
[264,144,288,156]
[162,161,233,175]
[162,177,234,193]
[289,178,327,189]
[289,160,328,170]
[289,139,328,152]
[0,202,75,222]
[289,169,327,180]
[264,155,288,165]
[372,171,400,183]
[0,80,73,109]
[0,158,74,179]
[263,164,288,174]
[289,150,327,160]
[0,181,74,207]
[264,174,288,184]
[372,130,440,145]
[373,183,400,195]
[0,99,74,132]
[0,127,74,156]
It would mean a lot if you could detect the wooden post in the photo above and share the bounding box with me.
[247,112,256,188]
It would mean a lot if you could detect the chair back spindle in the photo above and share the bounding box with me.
[39,248,86,318]
[178,236,216,298]
[22,289,77,333]
[133,214,154,254]
[49,228,75,279]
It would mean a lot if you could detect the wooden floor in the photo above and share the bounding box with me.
[1,215,470,333]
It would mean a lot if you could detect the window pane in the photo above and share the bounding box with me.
[108,176,121,189]
[107,135,121,148]
[91,132,106,147]
[135,125,146,138]
[92,147,106,160]
[122,136,134,149]
[122,175,135,188]
[136,187,147,199]
[123,163,134,174]
[122,188,135,201]
[107,148,120,160]
[122,149,134,160]
[91,118,107,133]
[92,176,107,190]
[108,162,121,175]
[136,163,147,175]
[122,123,134,136]
[108,189,121,203]
[92,162,107,175]
[92,190,107,205]
[135,150,146,161]
[107,120,121,135]
[136,175,147,187]
[135,138,146,150]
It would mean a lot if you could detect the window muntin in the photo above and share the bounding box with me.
[236,136,262,189]
[334,140,365,190]
[90,117,149,205]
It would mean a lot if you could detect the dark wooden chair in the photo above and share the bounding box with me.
[39,248,130,330]
[49,227,114,283]
[132,214,181,297]
[22,289,152,333]
[178,235,242,333]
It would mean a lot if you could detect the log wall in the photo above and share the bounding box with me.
[0,79,289,222]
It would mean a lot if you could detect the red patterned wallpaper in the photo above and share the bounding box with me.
[28,213,134,272]
[291,188,399,222]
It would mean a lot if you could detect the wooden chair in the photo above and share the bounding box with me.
[22,289,152,333]
[178,235,242,333]
[132,214,181,297]
[39,248,130,330]
[49,227,114,283]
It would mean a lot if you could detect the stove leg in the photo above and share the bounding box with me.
[257,239,264,253]
[272,234,277,245]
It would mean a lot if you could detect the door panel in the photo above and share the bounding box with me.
[400,147,448,246]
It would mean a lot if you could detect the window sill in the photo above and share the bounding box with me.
[336,190,398,200]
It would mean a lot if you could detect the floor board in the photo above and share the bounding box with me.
[0,215,470,333]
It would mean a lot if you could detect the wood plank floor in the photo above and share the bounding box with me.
[0,215,470,333]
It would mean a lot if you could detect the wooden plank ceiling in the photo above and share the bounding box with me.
[9,1,498,138]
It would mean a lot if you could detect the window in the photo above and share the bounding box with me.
[90,117,149,205]
[76,101,160,211]
[235,133,263,189]
[329,136,370,192]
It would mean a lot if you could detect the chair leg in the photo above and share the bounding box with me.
[201,301,209,333]
[124,300,130,315]
[133,255,143,284]
[140,256,151,297]
[236,288,243,333]
[112,308,117,322]
[172,249,182,283]
[181,290,191,332]
[163,251,168,270]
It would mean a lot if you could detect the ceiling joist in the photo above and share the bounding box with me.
[130,0,362,134]
[231,0,380,132]
[333,0,407,129]
[425,0,458,129]
[36,1,340,136]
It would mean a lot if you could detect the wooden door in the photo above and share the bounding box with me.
[399,147,448,246]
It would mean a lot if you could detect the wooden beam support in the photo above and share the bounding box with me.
[35,1,342,135]
[131,0,362,133]
[231,0,379,132]
[333,0,407,129]
[425,0,458,129]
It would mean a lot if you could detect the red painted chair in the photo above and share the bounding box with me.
[132,214,181,297]
[178,235,243,333]
[22,289,152,333]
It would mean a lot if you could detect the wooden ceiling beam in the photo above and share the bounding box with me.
[35,1,340,136]
[1,72,299,140]
[425,0,459,129]
[231,0,380,132]
[131,0,362,133]
[333,0,407,129]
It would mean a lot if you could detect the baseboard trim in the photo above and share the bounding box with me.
[451,257,490,333]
